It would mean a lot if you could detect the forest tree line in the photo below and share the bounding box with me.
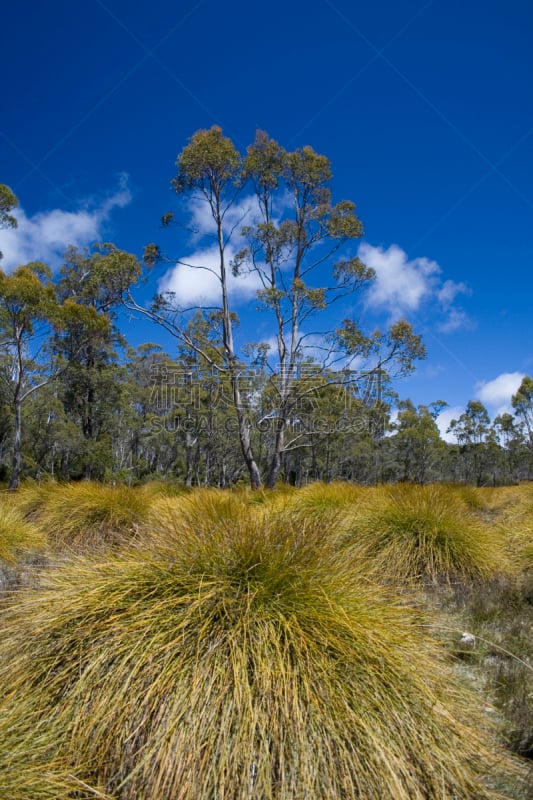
[1,129,532,489]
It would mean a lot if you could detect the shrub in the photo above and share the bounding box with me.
[0,498,522,799]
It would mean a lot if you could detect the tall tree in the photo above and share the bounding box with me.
[237,132,373,486]
[0,184,18,263]
[0,262,58,487]
[448,400,491,485]
[54,243,141,479]
[0,184,18,231]
[512,376,533,450]
[128,127,425,489]
[392,399,447,483]
[131,127,263,486]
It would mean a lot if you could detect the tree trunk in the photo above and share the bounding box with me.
[236,406,262,489]
[265,418,286,489]
[9,390,22,490]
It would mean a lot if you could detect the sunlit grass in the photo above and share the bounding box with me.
[0,499,46,565]
[277,480,371,539]
[13,480,58,520]
[346,483,507,585]
[0,496,522,799]
[289,480,367,513]
[0,704,110,800]
[15,482,154,552]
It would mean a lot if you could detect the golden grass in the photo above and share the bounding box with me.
[15,482,154,552]
[480,485,533,574]
[276,481,371,538]
[345,483,508,585]
[0,500,46,565]
[0,495,522,799]
[500,521,533,573]
[0,705,111,800]
[289,480,367,512]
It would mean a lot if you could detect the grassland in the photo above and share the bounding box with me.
[0,481,531,799]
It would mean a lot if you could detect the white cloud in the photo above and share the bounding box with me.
[476,371,525,416]
[436,406,464,443]
[361,243,440,315]
[159,242,263,306]
[0,175,132,271]
[437,279,469,306]
[359,242,470,331]
[159,192,286,308]
[437,308,472,334]
[187,194,261,242]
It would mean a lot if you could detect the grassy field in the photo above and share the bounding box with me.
[0,481,531,799]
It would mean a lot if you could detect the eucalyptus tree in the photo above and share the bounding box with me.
[129,127,425,489]
[54,243,140,479]
[0,184,18,231]
[392,400,447,483]
[0,262,58,486]
[135,127,265,487]
[448,400,492,485]
[491,412,527,482]
[0,184,18,263]
[512,376,533,450]
[0,262,102,487]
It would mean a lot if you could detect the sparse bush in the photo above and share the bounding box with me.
[0,497,522,799]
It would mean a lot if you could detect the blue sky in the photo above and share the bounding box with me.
[1,0,532,437]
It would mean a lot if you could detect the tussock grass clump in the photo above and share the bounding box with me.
[0,499,522,799]
[0,501,46,565]
[20,482,154,551]
[497,521,533,574]
[347,483,507,585]
[146,486,254,532]
[290,480,367,513]
[281,481,370,536]
[0,710,110,800]
[9,481,55,520]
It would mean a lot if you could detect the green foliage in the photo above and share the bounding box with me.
[0,183,18,230]
[449,401,491,445]
[58,243,140,312]
[0,262,55,333]
[0,493,519,799]
[172,125,241,194]
[512,376,533,447]
[392,400,447,482]
[53,244,140,480]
